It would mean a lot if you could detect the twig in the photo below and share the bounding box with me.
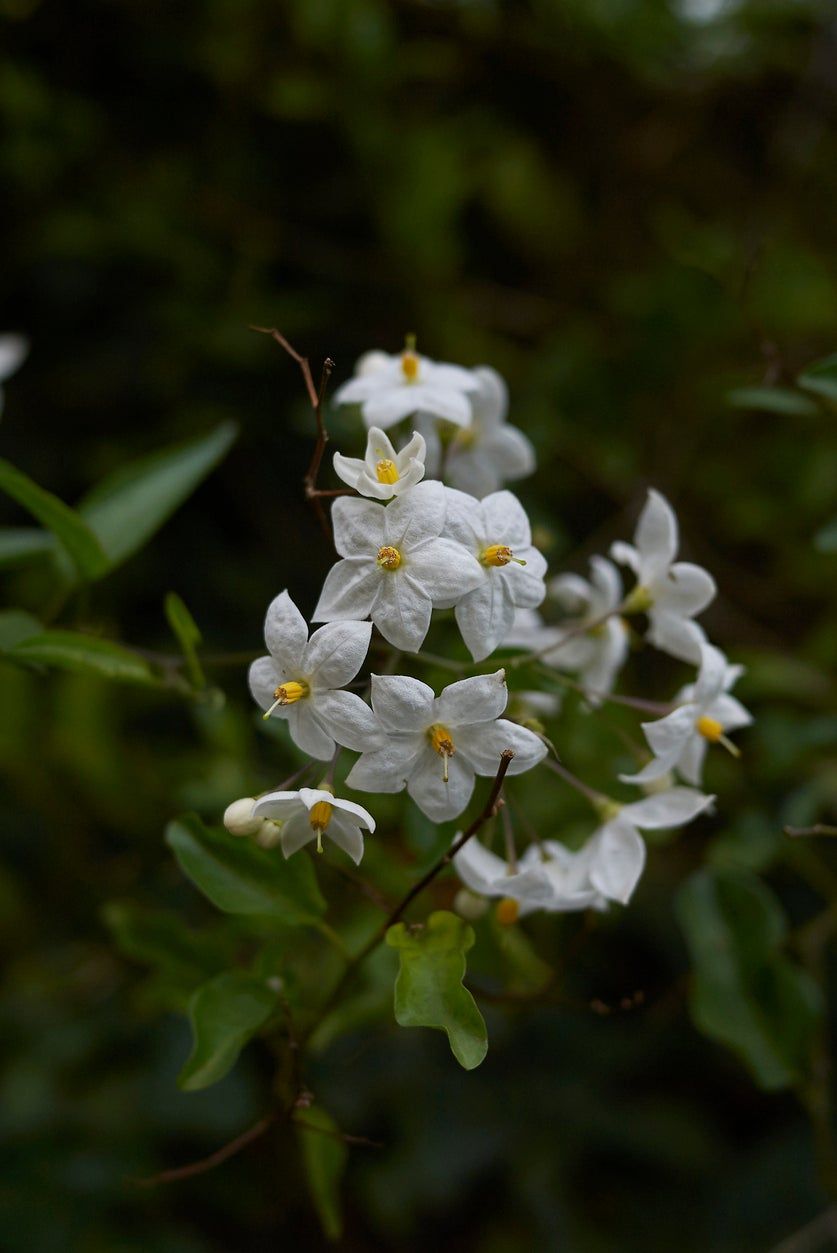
[785,824,837,839]
[133,1113,278,1186]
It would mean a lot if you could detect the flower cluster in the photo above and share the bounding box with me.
[224,341,751,924]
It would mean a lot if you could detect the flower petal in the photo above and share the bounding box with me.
[332,451,364,491]
[436,670,508,726]
[371,571,433,652]
[443,487,483,549]
[279,811,316,859]
[253,791,304,820]
[407,745,475,822]
[383,480,445,551]
[455,577,515,662]
[324,810,366,864]
[371,673,436,730]
[303,619,372,687]
[285,703,335,760]
[694,643,729,708]
[312,559,380,622]
[410,537,485,609]
[588,819,646,904]
[635,489,678,581]
[331,496,385,558]
[346,740,423,793]
[362,388,427,430]
[314,689,379,750]
[647,610,706,664]
[454,718,547,776]
[415,386,472,427]
[248,655,282,712]
[677,734,708,785]
[263,590,308,671]
[658,562,716,616]
[480,490,532,548]
[622,786,715,830]
[453,837,508,895]
[483,424,535,480]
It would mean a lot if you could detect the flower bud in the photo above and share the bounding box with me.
[256,821,284,849]
[453,889,489,922]
[223,797,263,837]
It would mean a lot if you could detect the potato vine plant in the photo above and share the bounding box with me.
[1,329,833,1235]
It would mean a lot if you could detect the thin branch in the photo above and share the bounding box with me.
[133,1113,277,1186]
[785,824,837,839]
[540,754,607,808]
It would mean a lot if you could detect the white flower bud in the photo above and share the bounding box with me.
[255,821,284,849]
[223,797,262,837]
[453,888,489,921]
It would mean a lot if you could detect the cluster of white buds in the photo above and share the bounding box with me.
[223,339,751,920]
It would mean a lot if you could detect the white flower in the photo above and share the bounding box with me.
[418,367,535,498]
[253,786,375,864]
[333,344,479,431]
[312,480,483,653]
[621,643,752,786]
[545,557,629,703]
[248,591,376,761]
[223,797,267,837]
[332,426,426,500]
[453,839,564,916]
[610,489,716,664]
[442,488,548,661]
[0,334,28,417]
[346,670,547,822]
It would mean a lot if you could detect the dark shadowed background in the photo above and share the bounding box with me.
[1,1,836,1249]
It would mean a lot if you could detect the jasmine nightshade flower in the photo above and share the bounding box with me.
[333,341,479,431]
[252,786,375,865]
[610,489,716,664]
[620,643,752,787]
[332,426,426,500]
[312,480,483,653]
[248,591,376,760]
[452,838,564,917]
[346,670,547,823]
[0,334,28,417]
[419,367,535,497]
[442,488,548,662]
[545,557,629,703]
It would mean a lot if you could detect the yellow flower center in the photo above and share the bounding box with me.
[308,800,333,832]
[428,723,455,782]
[376,545,402,571]
[623,584,654,614]
[401,350,420,383]
[480,544,527,568]
[262,679,309,719]
[696,715,723,743]
[496,897,520,926]
[375,458,399,485]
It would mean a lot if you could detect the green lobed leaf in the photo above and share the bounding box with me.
[8,630,157,685]
[386,909,488,1070]
[725,386,819,416]
[165,591,205,687]
[676,867,822,1090]
[0,527,54,570]
[0,458,109,580]
[797,352,837,401]
[165,812,326,924]
[295,1104,348,1242]
[178,971,277,1091]
[78,422,238,571]
[0,609,42,652]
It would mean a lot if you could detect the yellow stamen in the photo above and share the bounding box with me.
[428,723,455,783]
[496,897,520,926]
[480,544,527,568]
[375,458,399,485]
[262,679,309,719]
[623,585,654,615]
[401,349,419,383]
[376,545,402,571]
[696,715,723,743]
[308,800,333,851]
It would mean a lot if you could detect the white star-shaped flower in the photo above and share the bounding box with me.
[620,643,752,787]
[610,489,716,664]
[333,344,479,431]
[0,334,28,418]
[453,839,566,916]
[418,367,535,498]
[346,670,547,822]
[332,426,426,500]
[312,480,483,653]
[545,557,629,703]
[441,488,547,661]
[248,591,376,761]
[252,786,375,865]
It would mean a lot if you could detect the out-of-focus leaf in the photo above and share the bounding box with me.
[798,352,837,401]
[814,515,837,554]
[726,386,819,416]
[103,901,232,988]
[295,1104,347,1242]
[386,910,488,1070]
[8,630,157,685]
[166,813,326,923]
[0,527,53,569]
[0,458,108,579]
[165,591,205,687]
[178,971,277,1091]
[676,867,822,1090]
[77,422,237,570]
[0,610,42,651]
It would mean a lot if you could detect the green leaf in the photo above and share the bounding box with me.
[165,591,205,687]
[178,971,277,1091]
[386,909,488,1070]
[798,352,837,401]
[103,901,232,987]
[0,458,109,579]
[78,422,237,571]
[676,868,822,1090]
[0,609,42,652]
[166,813,326,924]
[296,1105,347,1242]
[726,386,819,416]
[0,527,54,570]
[814,515,837,554]
[8,630,157,685]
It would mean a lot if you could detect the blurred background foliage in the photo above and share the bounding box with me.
[1,0,837,1249]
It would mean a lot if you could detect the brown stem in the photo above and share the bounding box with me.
[785,824,837,839]
[133,1113,278,1186]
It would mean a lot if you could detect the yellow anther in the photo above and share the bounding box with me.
[401,350,420,383]
[696,715,723,743]
[375,458,399,484]
[428,723,455,782]
[480,544,527,569]
[263,679,309,719]
[496,897,520,926]
[309,800,333,854]
[623,584,654,615]
[376,545,402,571]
